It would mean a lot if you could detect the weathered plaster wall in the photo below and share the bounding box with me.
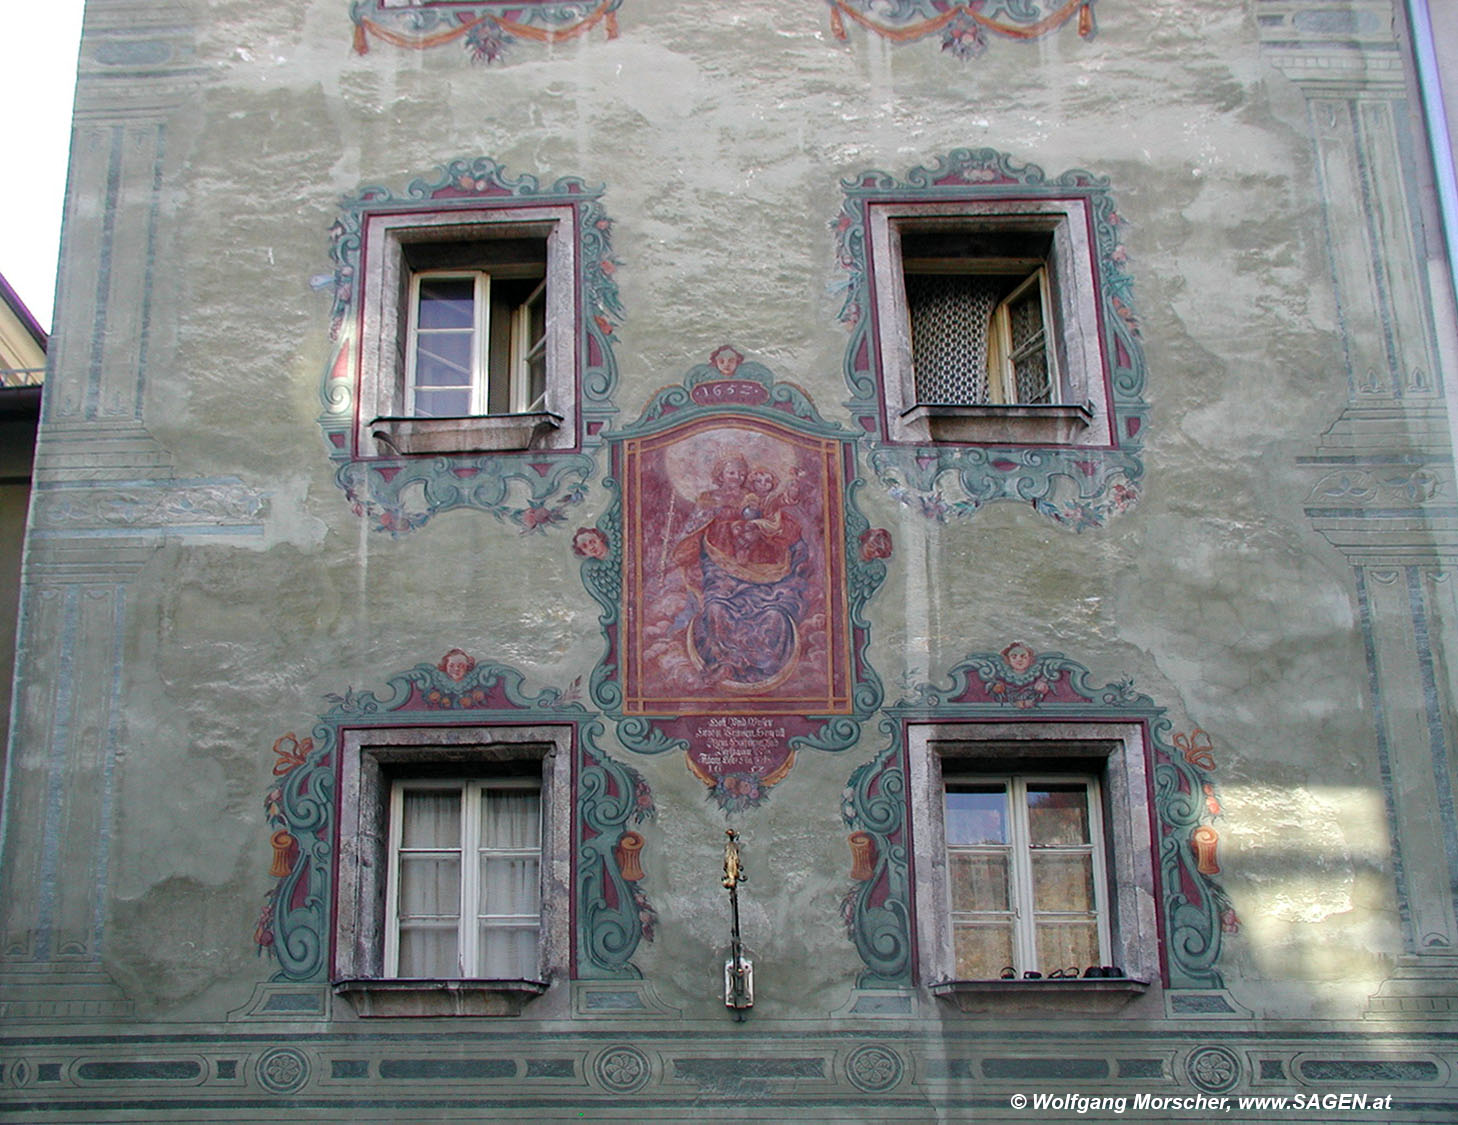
[1,0,1454,1118]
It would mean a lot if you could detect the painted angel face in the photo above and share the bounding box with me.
[1002,643,1035,673]
[573,527,610,559]
[711,346,743,377]
[440,649,474,681]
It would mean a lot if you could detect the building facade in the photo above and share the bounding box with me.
[1,0,1456,1119]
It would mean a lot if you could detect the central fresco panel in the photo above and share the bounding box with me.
[582,352,888,811]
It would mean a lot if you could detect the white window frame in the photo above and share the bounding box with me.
[384,776,543,980]
[354,205,578,457]
[987,267,1058,405]
[404,270,491,418]
[403,269,550,420]
[906,721,1159,1008]
[332,724,572,1018]
[868,199,1113,447]
[941,772,1111,979]
[511,277,549,414]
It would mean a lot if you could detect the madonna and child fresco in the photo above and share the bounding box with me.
[622,417,852,718]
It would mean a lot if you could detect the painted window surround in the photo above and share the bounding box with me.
[356,207,578,457]
[905,721,1157,1012]
[332,724,573,1018]
[868,199,1111,447]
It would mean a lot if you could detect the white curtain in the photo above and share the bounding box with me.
[394,784,541,979]
[477,788,540,979]
[396,788,461,978]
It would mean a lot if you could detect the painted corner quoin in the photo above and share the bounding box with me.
[826,0,1096,61]
[840,645,1234,990]
[257,652,658,983]
[318,157,622,534]
[835,148,1147,530]
[578,350,892,812]
[350,1,622,65]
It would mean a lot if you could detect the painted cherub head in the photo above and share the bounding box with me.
[748,466,778,498]
[710,345,743,378]
[1001,642,1036,674]
[572,526,610,560]
[438,648,476,682]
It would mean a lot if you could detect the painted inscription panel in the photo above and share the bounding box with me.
[621,416,850,721]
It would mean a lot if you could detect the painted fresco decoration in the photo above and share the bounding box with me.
[350,1,622,64]
[826,0,1096,59]
[256,652,658,982]
[319,157,622,535]
[579,349,891,812]
[834,149,1147,531]
[840,722,911,986]
[840,644,1234,990]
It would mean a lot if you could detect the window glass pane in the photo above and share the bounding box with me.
[527,292,546,349]
[397,855,461,918]
[412,387,473,418]
[945,786,1006,845]
[1031,852,1096,913]
[414,334,473,387]
[1034,920,1101,975]
[524,356,547,412]
[948,851,1009,912]
[478,924,539,979]
[1026,784,1090,846]
[400,790,461,848]
[479,857,540,917]
[1010,344,1051,404]
[952,922,1014,980]
[1007,284,1044,351]
[397,925,458,978]
[480,788,540,849]
[416,277,476,330]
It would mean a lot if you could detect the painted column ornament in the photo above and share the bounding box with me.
[615,830,646,880]
[1191,825,1221,876]
[848,831,876,881]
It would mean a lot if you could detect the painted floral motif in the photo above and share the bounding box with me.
[349,1,622,66]
[826,0,1096,61]
[579,731,659,972]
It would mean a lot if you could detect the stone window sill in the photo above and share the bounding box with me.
[929,977,1148,1013]
[369,413,562,456]
[900,402,1093,445]
[333,978,548,1018]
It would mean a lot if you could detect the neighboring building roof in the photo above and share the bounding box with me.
[0,271,46,387]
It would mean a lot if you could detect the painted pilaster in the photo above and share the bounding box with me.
[0,2,265,1018]
[1265,1,1458,1013]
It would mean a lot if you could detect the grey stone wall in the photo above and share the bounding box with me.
[0,0,1454,1118]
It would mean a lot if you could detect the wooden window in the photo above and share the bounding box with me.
[903,230,1059,408]
[385,778,543,980]
[943,774,1109,980]
[355,207,576,456]
[866,200,1109,446]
